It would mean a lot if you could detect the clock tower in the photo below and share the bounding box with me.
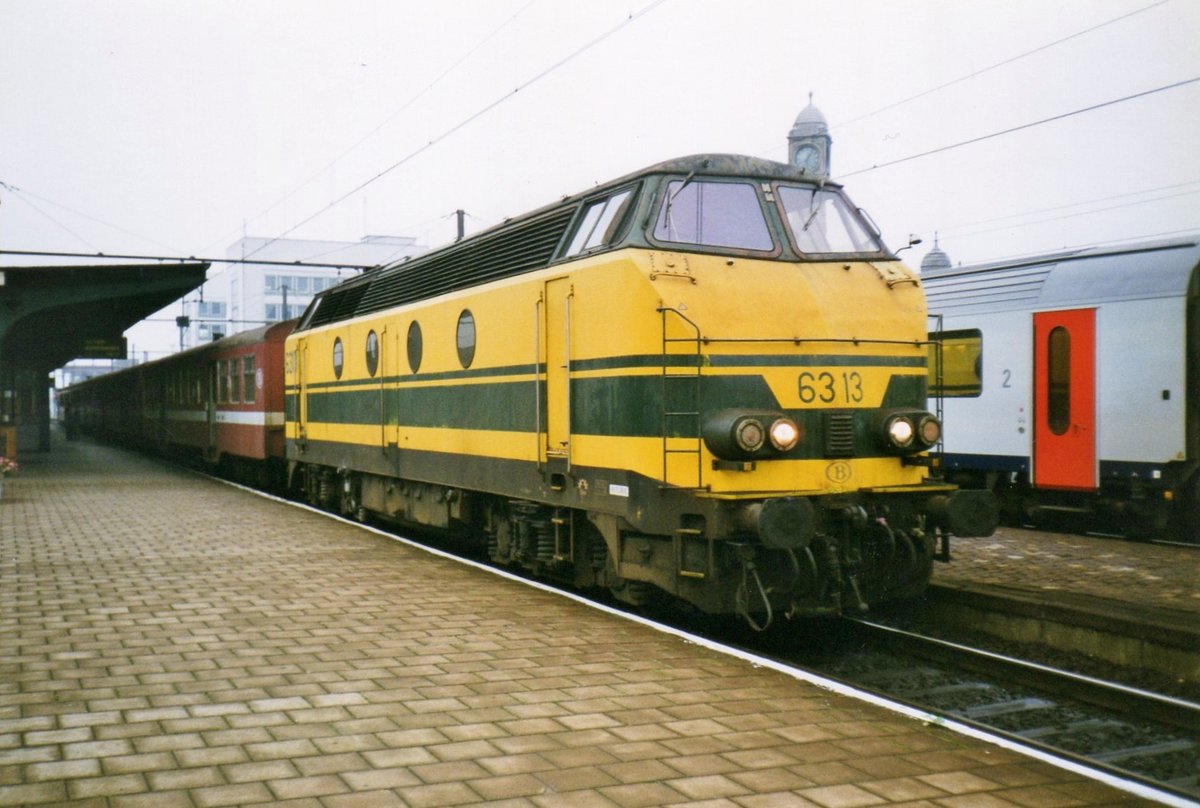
[788,93,831,178]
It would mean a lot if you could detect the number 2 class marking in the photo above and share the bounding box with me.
[799,371,864,404]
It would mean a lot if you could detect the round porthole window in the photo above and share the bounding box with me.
[365,330,379,377]
[406,321,423,374]
[456,310,476,368]
[332,337,344,379]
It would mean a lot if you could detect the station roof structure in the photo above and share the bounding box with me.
[0,261,209,372]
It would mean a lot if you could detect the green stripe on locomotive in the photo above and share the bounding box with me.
[288,370,925,455]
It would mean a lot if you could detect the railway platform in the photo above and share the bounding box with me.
[0,436,1166,807]
[933,523,1200,686]
[936,526,1199,618]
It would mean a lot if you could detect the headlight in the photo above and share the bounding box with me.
[734,418,766,452]
[886,415,915,448]
[703,409,801,460]
[877,409,940,453]
[769,418,800,452]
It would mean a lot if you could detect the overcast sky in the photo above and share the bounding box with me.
[3,1,1198,286]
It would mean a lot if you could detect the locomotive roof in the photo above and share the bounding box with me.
[298,153,839,331]
[922,235,1200,315]
[377,153,837,272]
[613,153,840,187]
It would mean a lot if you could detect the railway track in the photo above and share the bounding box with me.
[820,619,1200,803]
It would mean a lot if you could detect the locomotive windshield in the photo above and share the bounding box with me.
[653,180,774,251]
[778,185,883,255]
[650,175,886,258]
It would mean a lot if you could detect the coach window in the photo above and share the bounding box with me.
[565,188,634,256]
[927,330,982,397]
[456,310,476,368]
[243,357,256,403]
[230,358,242,403]
[407,321,423,374]
[1047,326,1070,434]
[218,360,229,403]
[332,338,345,379]
[653,180,773,251]
[365,330,380,377]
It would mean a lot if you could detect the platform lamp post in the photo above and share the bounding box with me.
[281,284,288,322]
[175,315,189,352]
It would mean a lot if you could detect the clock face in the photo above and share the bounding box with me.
[793,143,822,174]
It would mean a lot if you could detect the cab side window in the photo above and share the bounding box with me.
[565,188,635,257]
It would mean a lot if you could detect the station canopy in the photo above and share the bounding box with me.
[0,261,209,371]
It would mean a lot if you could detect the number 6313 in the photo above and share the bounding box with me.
[799,371,864,404]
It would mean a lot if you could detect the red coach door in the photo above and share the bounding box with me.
[1033,308,1096,490]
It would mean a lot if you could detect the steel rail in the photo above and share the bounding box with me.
[845,618,1200,732]
[841,617,1200,802]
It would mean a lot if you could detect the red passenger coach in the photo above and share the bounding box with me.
[198,320,293,481]
[61,320,296,488]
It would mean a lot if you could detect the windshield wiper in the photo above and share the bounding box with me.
[663,170,696,239]
[801,189,822,231]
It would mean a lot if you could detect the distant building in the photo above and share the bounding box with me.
[787,93,832,178]
[183,235,424,348]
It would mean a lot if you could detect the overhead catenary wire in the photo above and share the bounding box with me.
[936,188,1200,243]
[0,181,179,253]
[952,227,1200,267]
[0,183,98,252]
[834,76,1200,180]
[832,0,1172,131]
[242,0,670,262]
[927,178,1200,235]
[202,0,539,257]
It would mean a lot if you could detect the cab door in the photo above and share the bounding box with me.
[543,278,572,464]
[1033,308,1096,490]
[294,337,309,444]
[382,325,401,452]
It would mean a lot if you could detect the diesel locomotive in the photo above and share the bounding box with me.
[285,154,995,627]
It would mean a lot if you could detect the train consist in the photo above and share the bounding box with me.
[63,154,996,629]
[62,319,295,489]
[924,236,1199,541]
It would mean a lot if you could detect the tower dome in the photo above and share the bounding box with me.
[789,93,829,139]
[920,235,953,273]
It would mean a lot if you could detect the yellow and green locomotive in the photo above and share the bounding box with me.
[285,154,995,628]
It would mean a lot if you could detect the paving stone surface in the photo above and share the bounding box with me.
[0,438,1157,806]
[935,525,1200,617]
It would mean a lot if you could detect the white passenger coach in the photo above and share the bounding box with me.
[923,236,1199,540]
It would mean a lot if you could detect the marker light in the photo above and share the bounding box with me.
[735,418,766,452]
[918,414,942,446]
